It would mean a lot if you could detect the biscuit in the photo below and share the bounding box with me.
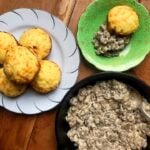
[4,45,39,84]
[0,32,18,64]
[19,28,52,59]
[0,68,27,97]
[31,60,61,93]
[108,5,139,35]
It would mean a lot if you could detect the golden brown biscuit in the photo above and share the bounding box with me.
[0,32,18,64]
[31,60,61,93]
[108,5,139,35]
[19,28,52,59]
[0,68,27,97]
[4,45,39,84]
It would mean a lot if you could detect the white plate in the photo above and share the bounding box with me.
[0,8,80,114]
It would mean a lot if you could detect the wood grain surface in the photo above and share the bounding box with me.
[0,0,149,150]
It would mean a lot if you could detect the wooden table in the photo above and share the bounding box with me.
[0,0,149,149]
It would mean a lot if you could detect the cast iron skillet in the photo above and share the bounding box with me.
[55,72,150,150]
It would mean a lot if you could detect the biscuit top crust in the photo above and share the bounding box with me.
[31,60,61,93]
[108,5,139,35]
[4,45,39,84]
[0,32,18,64]
[0,68,27,97]
[19,28,51,59]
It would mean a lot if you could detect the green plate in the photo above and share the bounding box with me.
[77,0,150,71]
